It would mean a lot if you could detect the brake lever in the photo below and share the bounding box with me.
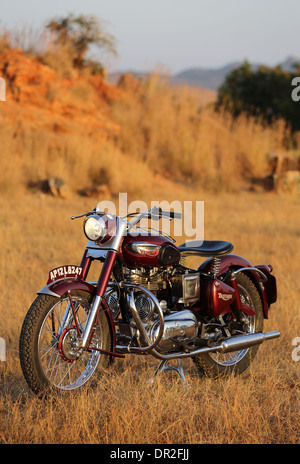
[71,208,97,220]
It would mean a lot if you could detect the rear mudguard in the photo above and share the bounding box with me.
[37,278,117,354]
[198,254,277,319]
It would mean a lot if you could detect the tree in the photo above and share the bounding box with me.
[46,13,117,70]
[216,61,300,132]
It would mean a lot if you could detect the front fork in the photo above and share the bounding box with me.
[56,249,93,340]
[56,248,118,356]
[78,250,118,350]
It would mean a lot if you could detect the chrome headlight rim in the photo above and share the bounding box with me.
[83,215,107,242]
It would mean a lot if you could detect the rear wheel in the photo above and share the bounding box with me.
[19,291,112,395]
[193,272,264,378]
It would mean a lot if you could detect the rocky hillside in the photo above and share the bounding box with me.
[0,48,120,139]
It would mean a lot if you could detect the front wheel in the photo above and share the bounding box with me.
[19,291,112,395]
[193,272,264,378]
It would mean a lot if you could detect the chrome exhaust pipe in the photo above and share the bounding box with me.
[148,330,281,361]
[116,330,280,358]
[118,282,165,353]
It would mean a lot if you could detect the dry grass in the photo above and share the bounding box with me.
[0,109,150,197]
[111,74,293,191]
[0,187,299,444]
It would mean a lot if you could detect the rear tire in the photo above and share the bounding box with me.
[193,272,264,378]
[19,291,112,395]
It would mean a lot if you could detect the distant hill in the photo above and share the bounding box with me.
[108,56,300,90]
[110,57,300,91]
[171,62,240,90]
[171,56,300,90]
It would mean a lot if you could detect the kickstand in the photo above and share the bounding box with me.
[146,359,189,388]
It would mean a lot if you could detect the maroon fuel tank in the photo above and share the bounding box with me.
[121,234,181,268]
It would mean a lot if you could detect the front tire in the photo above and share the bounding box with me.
[19,291,112,395]
[193,272,264,378]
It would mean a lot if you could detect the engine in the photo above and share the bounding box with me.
[106,266,201,353]
[148,310,199,352]
[124,267,170,321]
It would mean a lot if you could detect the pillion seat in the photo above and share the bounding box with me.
[178,240,234,257]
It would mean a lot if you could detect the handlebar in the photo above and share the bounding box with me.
[126,207,182,228]
[71,207,182,227]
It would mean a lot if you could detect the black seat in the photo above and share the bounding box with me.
[178,240,233,257]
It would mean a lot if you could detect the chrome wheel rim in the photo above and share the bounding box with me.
[37,296,103,390]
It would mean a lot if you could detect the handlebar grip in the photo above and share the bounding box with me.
[169,211,182,219]
[151,207,181,219]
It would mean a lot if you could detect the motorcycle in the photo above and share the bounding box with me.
[19,206,280,394]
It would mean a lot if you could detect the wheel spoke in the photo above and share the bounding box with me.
[38,296,103,390]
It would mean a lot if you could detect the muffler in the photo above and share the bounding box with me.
[213,330,280,354]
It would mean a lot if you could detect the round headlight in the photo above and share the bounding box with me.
[84,215,106,241]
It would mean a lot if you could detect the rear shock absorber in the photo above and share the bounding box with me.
[211,257,221,276]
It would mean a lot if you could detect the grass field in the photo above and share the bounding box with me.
[0,186,299,444]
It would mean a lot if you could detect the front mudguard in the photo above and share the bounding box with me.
[199,254,277,319]
[38,278,117,353]
[38,278,95,298]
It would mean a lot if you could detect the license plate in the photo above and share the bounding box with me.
[47,265,83,284]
